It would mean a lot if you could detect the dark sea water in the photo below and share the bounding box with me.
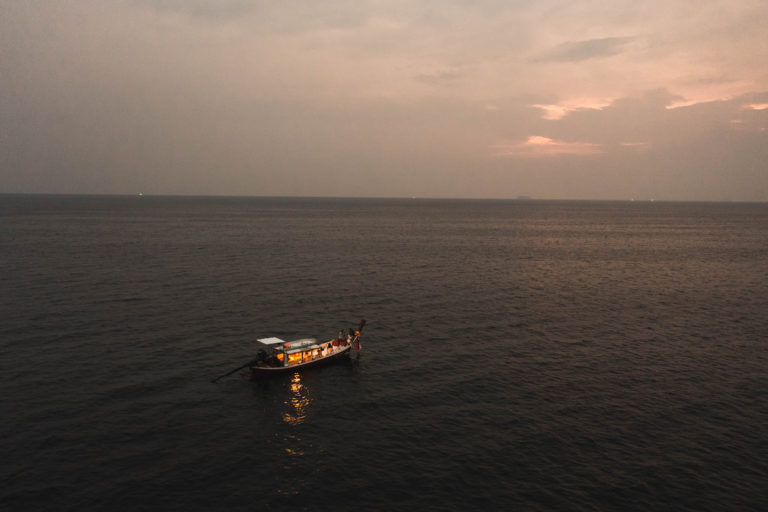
[2,195,767,511]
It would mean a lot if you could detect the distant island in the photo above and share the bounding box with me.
[515,195,533,200]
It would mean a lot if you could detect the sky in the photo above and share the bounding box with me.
[2,0,767,200]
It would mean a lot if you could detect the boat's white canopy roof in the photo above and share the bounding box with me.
[257,337,286,345]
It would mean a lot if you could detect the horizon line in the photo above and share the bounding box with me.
[1,192,766,204]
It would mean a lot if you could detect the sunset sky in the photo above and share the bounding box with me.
[2,0,767,200]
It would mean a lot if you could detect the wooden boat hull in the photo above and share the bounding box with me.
[249,343,352,379]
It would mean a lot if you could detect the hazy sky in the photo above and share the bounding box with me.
[2,0,767,200]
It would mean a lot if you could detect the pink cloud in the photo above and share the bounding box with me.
[620,141,650,150]
[493,136,602,157]
[533,100,612,120]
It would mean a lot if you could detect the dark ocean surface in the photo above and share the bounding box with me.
[1,195,767,511]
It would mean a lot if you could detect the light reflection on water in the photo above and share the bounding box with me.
[278,373,310,499]
[282,372,311,426]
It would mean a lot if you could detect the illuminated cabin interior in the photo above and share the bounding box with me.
[258,337,348,368]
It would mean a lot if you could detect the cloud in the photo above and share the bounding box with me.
[138,0,256,20]
[493,136,603,157]
[534,37,634,62]
[619,141,650,150]
[532,100,612,120]
[415,68,463,85]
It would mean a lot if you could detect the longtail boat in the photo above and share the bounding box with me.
[211,320,365,382]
